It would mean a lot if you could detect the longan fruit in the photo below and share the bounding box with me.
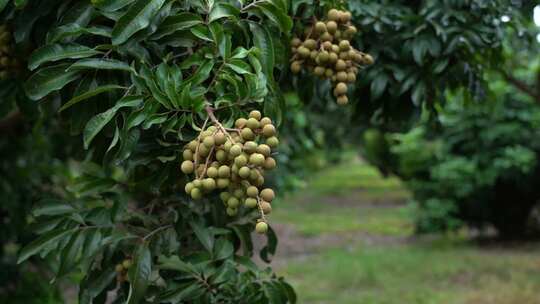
[291,37,302,47]
[257,144,271,157]
[264,157,277,170]
[260,188,275,202]
[335,82,348,95]
[217,178,230,188]
[235,155,248,167]
[298,46,310,58]
[326,21,338,34]
[341,11,352,23]
[243,141,257,153]
[336,71,348,82]
[235,118,247,128]
[226,207,237,216]
[337,95,349,105]
[345,25,357,36]
[291,61,302,74]
[347,72,356,83]
[331,44,340,53]
[255,222,268,234]
[246,118,259,129]
[315,21,327,33]
[241,128,255,140]
[260,117,272,126]
[322,41,333,50]
[220,192,231,202]
[218,165,230,178]
[318,51,330,63]
[182,149,193,161]
[185,182,194,194]
[303,39,317,50]
[191,188,202,200]
[193,179,202,188]
[247,186,259,198]
[314,66,325,77]
[249,153,265,166]
[328,9,340,22]
[325,68,334,78]
[335,59,347,71]
[207,167,218,178]
[266,136,279,148]
[329,52,338,63]
[262,124,276,137]
[202,178,216,191]
[261,201,272,214]
[339,40,350,51]
[310,50,318,60]
[320,32,333,42]
[227,197,240,208]
[230,144,242,157]
[214,132,226,145]
[181,161,194,174]
[239,166,251,179]
[245,198,258,208]
[187,140,198,151]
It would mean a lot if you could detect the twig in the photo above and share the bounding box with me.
[256,196,267,222]
[142,224,173,241]
[194,117,210,179]
[205,106,235,143]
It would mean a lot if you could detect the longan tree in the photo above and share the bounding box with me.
[2,0,301,302]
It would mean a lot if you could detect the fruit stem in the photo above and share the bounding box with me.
[194,117,210,179]
[205,106,236,143]
[256,196,267,222]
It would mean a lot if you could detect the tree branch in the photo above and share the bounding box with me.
[499,70,540,103]
[0,110,24,135]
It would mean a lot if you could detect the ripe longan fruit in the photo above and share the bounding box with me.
[320,32,333,42]
[335,82,348,95]
[185,182,194,194]
[337,95,349,105]
[227,197,240,208]
[207,167,218,178]
[191,188,202,200]
[257,144,271,157]
[315,21,327,33]
[291,37,302,47]
[247,186,259,198]
[335,59,347,71]
[291,61,302,74]
[260,188,275,202]
[241,128,255,140]
[239,166,251,178]
[298,46,310,58]
[266,136,279,148]
[256,221,268,234]
[328,9,340,22]
[245,198,258,208]
[303,39,317,50]
[181,161,194,174]
[260,117,272,126]
[264,157,277,170]
[339,40,350,51]
[235,118,247,128]
[261,201,272,214]
[314,66,325,77]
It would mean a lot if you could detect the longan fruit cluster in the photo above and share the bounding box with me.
[0,25,21,80]
[290,8,374,105]
[115,258,132,283]
[181,110,279,234]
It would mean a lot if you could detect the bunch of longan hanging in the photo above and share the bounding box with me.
[181,110,279,234]
[0,25,21,80]
[290,8,374,105]
[114,258,132,283]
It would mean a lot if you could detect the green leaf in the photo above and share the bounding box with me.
[250,22,275,83]
[152,12,203,39]
[126,243,152,304]
[79,266,117,304]
[28,43,101,71]
[17,228,77,264]
[212,238,233,260]
[159,283,205,303]
[59,85,126,112]
[33,199,76,217]
[57,231,85,278]
[47,25,112,44]
[68,58,133,72]
[0,0,9,13]
[208,3,240,23]
[251,2,292,33]
[226,59,252,75]
[111,0,166,45]
[94,0,136,12]
[260,225,278,263]
[25,64,82,100]
[83,96,143,149]
[190,221,214,253]
[158,255,197,273]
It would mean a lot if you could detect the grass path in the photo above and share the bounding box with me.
[269,157,540,304]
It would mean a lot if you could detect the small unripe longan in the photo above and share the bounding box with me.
[249,153,265,166]
[304,39,317,50]
[260,117,272,126]
[291,37,302,47]
[214,132,226,145]
[249,110,262,120]
[339,40,350,51]
[207,167,218,178]
[227,197,240,208]
[217,178,230,188]
[264,157,277,170]
[247,186,259,198]
[241,128,255,140]
[239,166,251,178]
[257,144,271,157]
[185,182,194,194]
[291,61,302,74]
[230,144,242,156]
[226,207,237,216]
[202,178,216,191]
[115,264,124,273]
[235,155,248,167]
[246,118,259,129]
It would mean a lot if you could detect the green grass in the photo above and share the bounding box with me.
[272,155,540,304]
[279,240,540,304]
